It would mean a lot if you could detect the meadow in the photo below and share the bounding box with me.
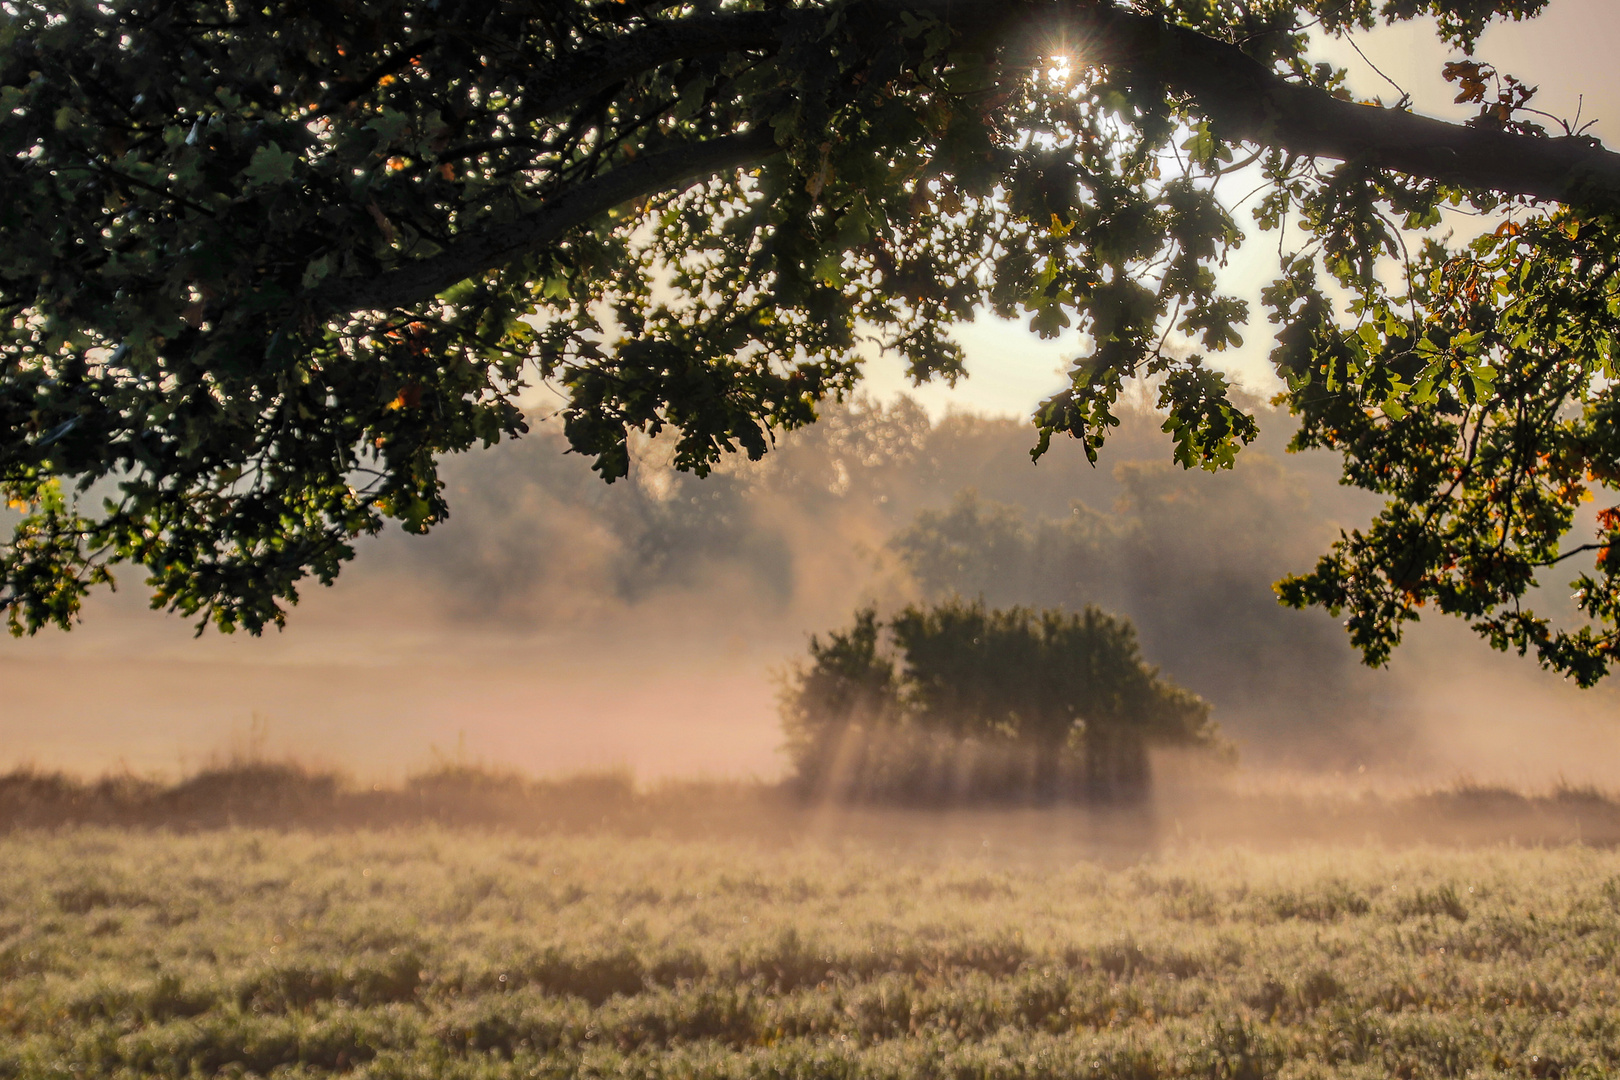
[3,800,1620,1080]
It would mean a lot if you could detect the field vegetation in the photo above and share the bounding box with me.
[4,767,1620,1079]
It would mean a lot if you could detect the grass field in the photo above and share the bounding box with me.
[3,821,1619,1080]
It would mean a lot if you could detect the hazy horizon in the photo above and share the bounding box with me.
[5,0,1620,790]
[7,398,1620,792]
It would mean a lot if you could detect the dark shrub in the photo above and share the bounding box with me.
[782,599,1226,804]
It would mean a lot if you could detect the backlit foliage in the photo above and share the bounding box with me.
[8,0,1620,687]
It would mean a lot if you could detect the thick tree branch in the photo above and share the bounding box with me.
[912,0,1620,204]
[310,2,1620,324]
[1090,7,1620,203]
[311,130,778,317]
[524,11,783,120]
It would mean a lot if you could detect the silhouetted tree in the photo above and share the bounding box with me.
[782,600,1223,804]
[887,460,1384,758]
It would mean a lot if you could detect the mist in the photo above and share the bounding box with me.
[3,395,1619,789]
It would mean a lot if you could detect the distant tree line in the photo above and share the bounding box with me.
[780,600,1226,805]
[349,395,1401,767]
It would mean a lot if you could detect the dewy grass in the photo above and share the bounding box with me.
[1,829,1618,1079]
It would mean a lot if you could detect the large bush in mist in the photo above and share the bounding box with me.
[781,600,1223,805]
[887,464,1390,763]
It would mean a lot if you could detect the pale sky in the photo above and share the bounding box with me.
[866,0,1620,419]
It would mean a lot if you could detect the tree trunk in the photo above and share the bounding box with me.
[1084,729,1151,806]
[1031,738,1064,806]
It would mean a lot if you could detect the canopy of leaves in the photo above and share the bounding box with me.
[6,0,1620,686]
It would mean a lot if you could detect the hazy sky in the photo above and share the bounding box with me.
[5,1,1619,785]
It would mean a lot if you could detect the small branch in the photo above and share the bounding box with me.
[1542,543,1605,567]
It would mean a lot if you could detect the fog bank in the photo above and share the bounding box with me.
[4,397,1618,787]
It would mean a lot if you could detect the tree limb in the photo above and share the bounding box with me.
[524,11,783,121]
[312,1,1620,322]
[311,130,778,317]
[1092,6,1620,203]
[529,2,1620,206]
[916,0,1620,204]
